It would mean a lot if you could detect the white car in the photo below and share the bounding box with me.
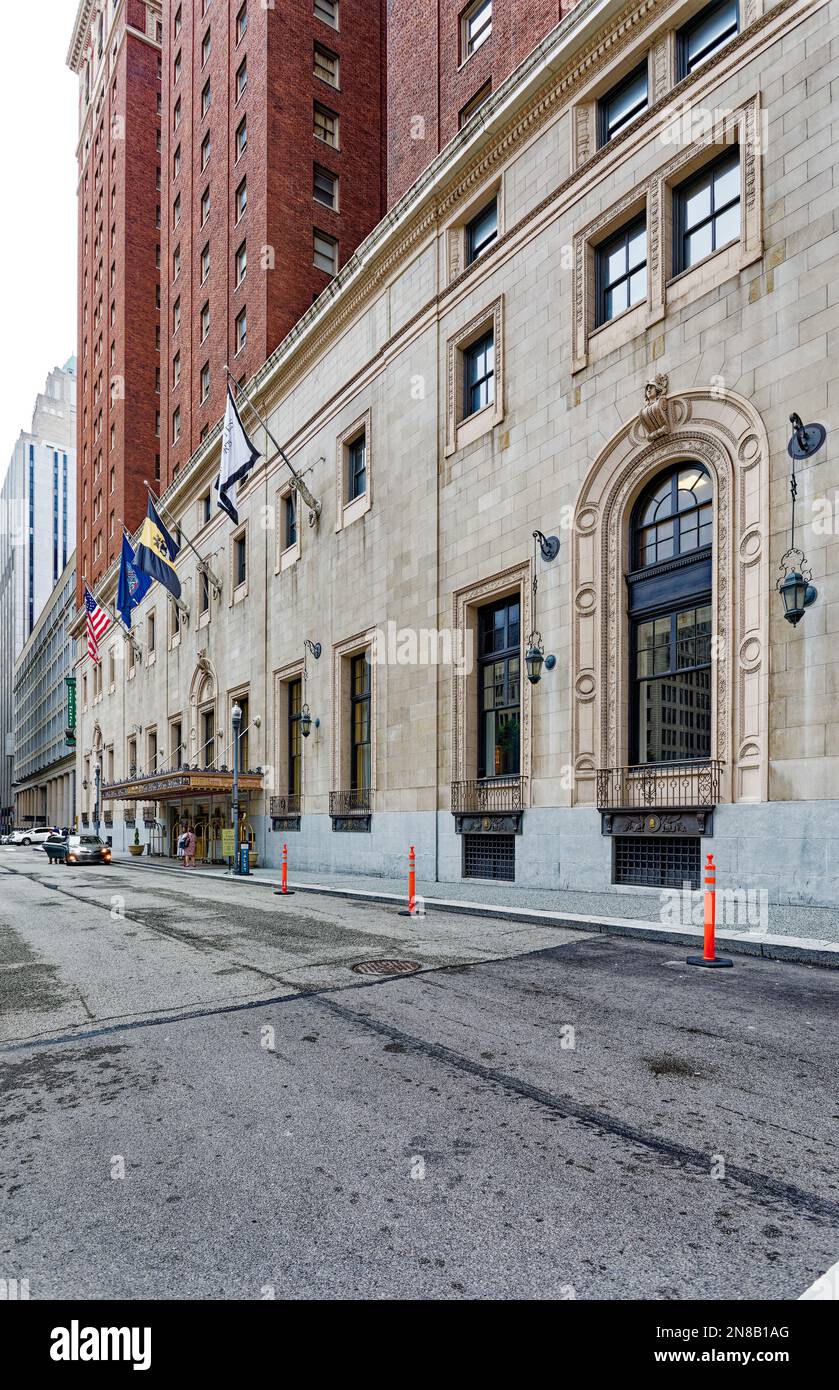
[8,826,55,846]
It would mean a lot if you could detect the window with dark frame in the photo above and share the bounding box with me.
[459,80,492,128]
[463,330,494,417]
[677,0,739,78]
[288,678,302,797]
[628,465,714,765]
[596,216,647,325]
[234,533,247,587]
[477,597,521,779]
[347,433,366,502]
[283,492,297,549]
[313,165,337,209]
[466,199,498,265]
[598,60,649,146]
[673,149,740,274]
[350,654,371,791]
[463,0,492,59]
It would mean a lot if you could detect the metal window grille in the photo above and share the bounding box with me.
[463,833,515,882]
[613,835,700,889]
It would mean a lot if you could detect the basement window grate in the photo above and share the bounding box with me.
[463,833,515,882]
[613,835,701,889]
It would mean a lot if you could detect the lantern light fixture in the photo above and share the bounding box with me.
[777,413,827,627]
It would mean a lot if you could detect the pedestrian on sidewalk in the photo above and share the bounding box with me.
[177,828,188,866]
[184,826,197,869]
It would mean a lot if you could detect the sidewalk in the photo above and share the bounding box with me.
[114,853,839,968]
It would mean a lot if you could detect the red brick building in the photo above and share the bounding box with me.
[160,0,387,484]
[387,0,569,205]
[67,0,163,604]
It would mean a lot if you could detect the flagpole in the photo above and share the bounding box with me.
[82,574,143,658]
[223,365,322,525]
[142,482,221,601]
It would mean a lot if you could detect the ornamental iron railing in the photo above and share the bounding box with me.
[596,760,722,810]
[451,776,529,814]
[329,789,373,817]
[270,794,301,816]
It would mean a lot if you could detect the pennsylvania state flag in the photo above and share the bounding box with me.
[135,496,182,600]
[116,532,152,628]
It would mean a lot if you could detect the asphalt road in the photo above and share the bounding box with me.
[1,847,837,1300]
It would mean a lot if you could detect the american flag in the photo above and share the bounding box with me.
[84,586,111,663]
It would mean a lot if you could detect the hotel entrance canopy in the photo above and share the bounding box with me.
[102,770,264,802]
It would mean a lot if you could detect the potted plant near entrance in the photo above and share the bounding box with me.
[128,828,145,857]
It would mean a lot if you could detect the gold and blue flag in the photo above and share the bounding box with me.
[135,496,182,599]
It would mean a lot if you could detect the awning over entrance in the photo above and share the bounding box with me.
[102,770,264,802]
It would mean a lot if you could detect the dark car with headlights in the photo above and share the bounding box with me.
[45,833,112,865]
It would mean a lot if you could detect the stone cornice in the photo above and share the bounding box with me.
[67,0,96,73]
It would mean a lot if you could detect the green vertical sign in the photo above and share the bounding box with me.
[65,677,76,747]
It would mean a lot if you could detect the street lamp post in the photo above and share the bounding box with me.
[231,702,242,874]
[93,760,101,838]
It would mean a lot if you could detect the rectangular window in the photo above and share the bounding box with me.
[173,245,181,280]
[201,187,211,224]
[201,80,211,117]
[201,243,210,282]
[463,832,515,882]
[171,721,183,769]
[314,103,338,147]
[235,240,247,285]
[236,3,248,43]
[173,297,181,332]
[596,216,647,325]
[234,533,247,587]
[173,144,181,178]
[350,654,371,791]
[633,605,712,763]
[478,597,520,778]
[235,117,247,160]
[313,229,338,273]
[172,407,181,442]
[201,708,215,768]
[236,59,247,101]
[288,679,302,797]
[235,308,247,352]
[464,330,494,417]
[147,610,156,654]
[314,43,339,86]
[459,80,492,127]
[172,351,181,387]
[174,97,181,130]
[466,199,497,264]
[347,434,366,501]
[201,301,210,340]
[673,151,740,273]
[173,193,181,226]
[200,568,210,614]
[201,131,211,170]
[201,28,211,66]
[313,165,337,209]
[235,178,247,220]
[200,362,210,402]
[462,0,492,59]
[314,0,339,28]
[614,836,701,889]
[678,0,739,78]
[283,492,297,549]
[599,61,649,145]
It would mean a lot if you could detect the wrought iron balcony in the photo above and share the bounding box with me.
[596,760,722,810]
[329,789,373,817]
[451,776,529,815]
[270,793,301,816]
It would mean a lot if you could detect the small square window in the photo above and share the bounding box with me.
[313,229,338,273]
[314,43,339,86]
[235,307,247,353]
[313,165,337,209]
[673,150,740,273]
[314,103,338,147]
[314,0,339,28]
[463,330,494,417]
[466,199,497,264]
[596,216,647,325]
[235,240,247,285]
[599,61,649,146]
[462,0,492,60]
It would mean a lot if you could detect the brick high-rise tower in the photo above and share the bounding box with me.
[386,0,568,206]
[67,0,163,604]
[160,0,387,484]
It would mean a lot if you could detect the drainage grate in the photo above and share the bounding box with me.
[350,959,421,976]
[614,835,701,889]
[463,832,515,882]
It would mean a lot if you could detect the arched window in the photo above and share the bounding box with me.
[628,464,713,764]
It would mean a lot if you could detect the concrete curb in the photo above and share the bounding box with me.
[116,856,839,969]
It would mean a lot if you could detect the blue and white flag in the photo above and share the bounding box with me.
[215,386,260,525]
[116,532,151,628]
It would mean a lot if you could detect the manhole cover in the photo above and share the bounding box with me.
[350,959,421,976]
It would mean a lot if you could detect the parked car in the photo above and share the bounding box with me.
[8,826,54,846]
[45,834,112,866]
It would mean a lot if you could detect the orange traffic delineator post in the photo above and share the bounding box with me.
[398,845,418,917]
[273,842,295,896]
[687,852,732,968]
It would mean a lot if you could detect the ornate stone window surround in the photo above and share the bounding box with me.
[445,294,504,458]
[572,94,762,372]
[570,0,765,170]
[273,659,305,801]
[331,630,377,798]
[335,408,372,531]
[451,562,533,798]
[570,387,769,811]
[444,174,504,284]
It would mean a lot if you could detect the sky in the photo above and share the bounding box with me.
[0,1,78,470]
